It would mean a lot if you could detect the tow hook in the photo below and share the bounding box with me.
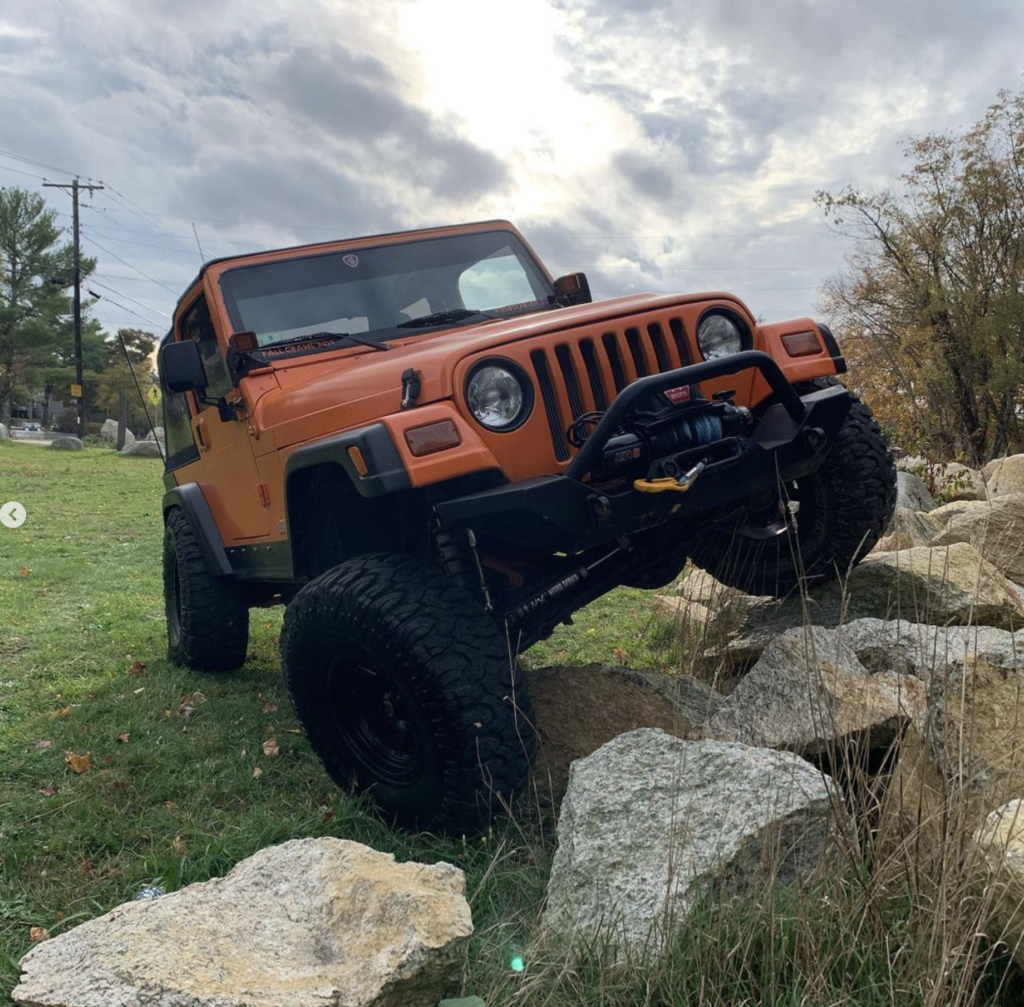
[634,460,707,494]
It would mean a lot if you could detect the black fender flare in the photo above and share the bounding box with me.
[282,423,412,505]
[162,484,232,577]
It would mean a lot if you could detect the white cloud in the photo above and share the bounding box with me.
[1,0,1021,332]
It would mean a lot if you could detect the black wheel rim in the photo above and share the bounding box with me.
[328,660,425,786]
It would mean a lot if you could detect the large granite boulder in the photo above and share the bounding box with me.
[143,425,165,443]
[704,626,925,756]
[541,729,843,956]
[929,494,1024,585]
[895,471,937,512]
[120,440,162,458]
[984,455,1024,499]
[100,418,135,445]
[885,654,1024,850]
[0,422,9,440]
[14,838,472,1007]
[932,462,988,502]
[873,507,941,553]
[525,664,722,802]
[48,436,82,452]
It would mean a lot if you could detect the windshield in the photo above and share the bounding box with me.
[218,229,554,349]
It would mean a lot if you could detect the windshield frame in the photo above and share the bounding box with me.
[215,227,555,358]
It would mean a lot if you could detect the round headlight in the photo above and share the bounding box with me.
[466,364,527,430]
[697,312,745,360]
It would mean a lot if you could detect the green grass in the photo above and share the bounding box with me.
[2,441,1021,1006]
[0,442,667,1002]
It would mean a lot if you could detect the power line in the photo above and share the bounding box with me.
[0,147,94,180]
[80,231,179,294]
[87,288,166,329]
[89,279,171,318]
[0,162,49,182]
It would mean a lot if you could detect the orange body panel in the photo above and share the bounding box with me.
[165,221,840,548]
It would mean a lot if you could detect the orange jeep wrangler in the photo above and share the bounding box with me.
[157,220,896,832]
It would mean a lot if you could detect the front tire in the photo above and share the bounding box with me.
[281,553,535,834]
[163,508,249,671]
[691,378,896,596]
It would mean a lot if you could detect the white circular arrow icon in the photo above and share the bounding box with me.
[0,501,27,529]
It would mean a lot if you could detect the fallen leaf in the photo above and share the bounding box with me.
[39,785,58,797]
[29,926,48,943]
[19,566,30,577]
[172,835,186,856]
[262,738,279,757]
[613,647,629,666]
[64,751,90,775]
[319,804,335,823]
[239,748,247,759]
[178,692,205,718]
[127,660,147,677]
[80,859,94,874]
[115,733,130,743]
[132,687,145,695]
[285,728,302,735]
[33,740,52,750]
[162,800,175,810]
[252,766,263,779]
[54,707,69,718]
[262,702,279,714]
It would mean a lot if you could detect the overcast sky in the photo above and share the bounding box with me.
[1,0,1022,336]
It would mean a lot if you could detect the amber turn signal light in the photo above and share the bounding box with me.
[781,331,822,357]
[405,420,462,457]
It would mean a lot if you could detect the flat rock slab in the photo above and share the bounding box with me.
[542,729,842,956]
[14,838,472,1007]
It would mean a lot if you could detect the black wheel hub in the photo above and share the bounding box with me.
[329,662,424,786]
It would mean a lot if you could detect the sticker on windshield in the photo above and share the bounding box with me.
[342,254,359,268]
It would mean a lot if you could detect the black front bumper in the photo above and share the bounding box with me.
[435,352,850,553]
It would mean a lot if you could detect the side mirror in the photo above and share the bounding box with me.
[159,340,207,393]
[553,272,592,307]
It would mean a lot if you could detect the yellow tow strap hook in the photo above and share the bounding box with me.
[633,461,707,494]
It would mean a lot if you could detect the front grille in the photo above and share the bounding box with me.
[529,316,693,461]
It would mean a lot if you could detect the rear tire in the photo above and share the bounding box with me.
[163,508,249,671]
[691,378,896,596]
[281,553,535,834]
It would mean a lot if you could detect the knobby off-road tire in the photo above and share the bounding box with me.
[691,378,896,596]
[281,553,536,835]
[163,508,249,671]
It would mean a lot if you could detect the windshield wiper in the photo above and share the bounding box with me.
[260,330,392,352]
[396,308,499,329]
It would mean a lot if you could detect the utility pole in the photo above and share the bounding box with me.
[43,178,103,439]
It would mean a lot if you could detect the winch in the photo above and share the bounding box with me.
[573,391,754,483]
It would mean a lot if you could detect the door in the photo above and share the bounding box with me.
[176,292,271,542]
